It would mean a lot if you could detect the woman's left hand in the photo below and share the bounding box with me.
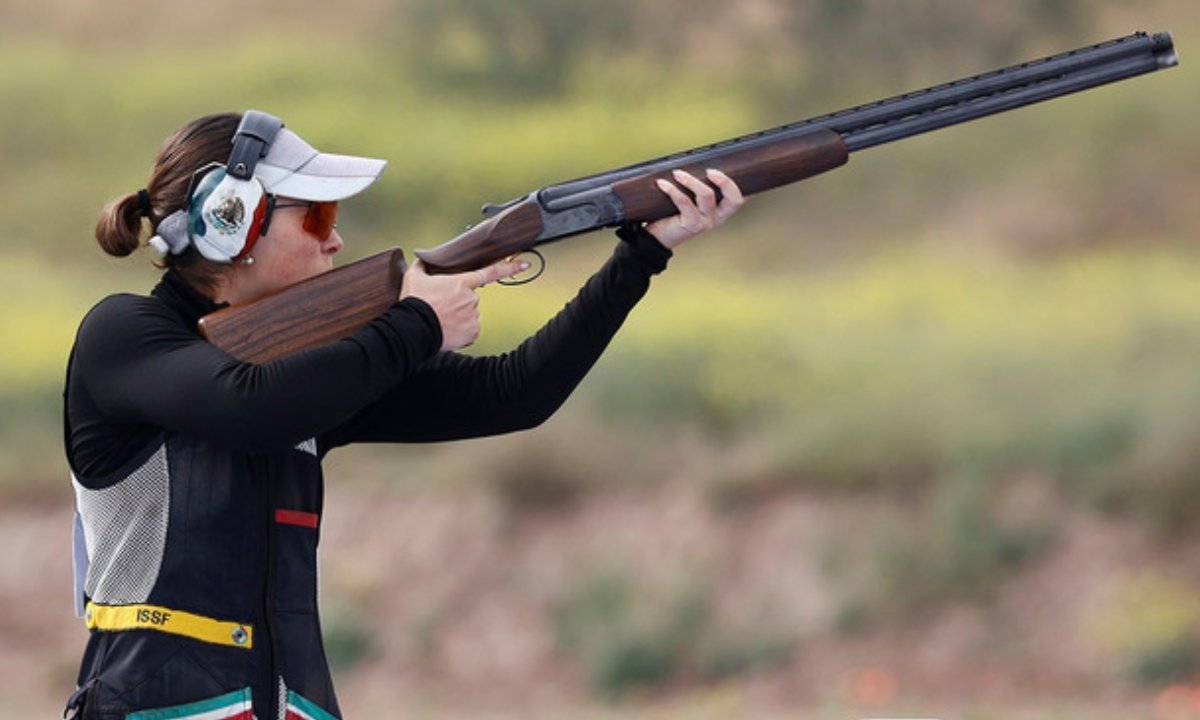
[644,168,746,250]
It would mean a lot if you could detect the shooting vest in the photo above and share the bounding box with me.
[66,328,341,719]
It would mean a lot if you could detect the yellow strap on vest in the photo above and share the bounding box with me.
[84,602,253,650]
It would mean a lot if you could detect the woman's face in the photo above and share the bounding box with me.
[229,199,344,301]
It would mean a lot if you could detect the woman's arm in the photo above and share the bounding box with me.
[322,169,745,449]
[322,226,670,447]
[72,295,442,454]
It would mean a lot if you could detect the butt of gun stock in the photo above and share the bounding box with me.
[198,248,408,363]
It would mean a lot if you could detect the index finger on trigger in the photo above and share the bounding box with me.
[473,258,530,287]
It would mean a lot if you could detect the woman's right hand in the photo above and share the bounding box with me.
[401,258,529,351]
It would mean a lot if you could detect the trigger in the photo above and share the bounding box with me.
[498,250,546,286]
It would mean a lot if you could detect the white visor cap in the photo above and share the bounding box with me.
[252,128,387,202]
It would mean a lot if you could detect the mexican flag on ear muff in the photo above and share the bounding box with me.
[183,110,284,264]
[186,163,270,264]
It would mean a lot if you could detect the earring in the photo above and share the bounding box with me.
[240,256,255,266]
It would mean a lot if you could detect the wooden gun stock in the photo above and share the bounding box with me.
[198,249,408,363]
[610,129,847,220]
[414,129,848,274]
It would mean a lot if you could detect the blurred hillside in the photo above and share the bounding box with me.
[1,1,1198,718]
[2,0,1195,264]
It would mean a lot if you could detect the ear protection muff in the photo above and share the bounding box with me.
[186,110,284,263]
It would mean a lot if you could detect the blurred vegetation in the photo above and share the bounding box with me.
[553,570,793,699]
[1090,573,1200,685]
[2,0,1198,711]
[321,603,377,673]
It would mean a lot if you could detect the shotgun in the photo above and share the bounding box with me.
[199,31,1178,363]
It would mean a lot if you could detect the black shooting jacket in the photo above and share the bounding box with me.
[63,228,670,719]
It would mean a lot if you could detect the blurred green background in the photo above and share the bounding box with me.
[2,1,1198,718]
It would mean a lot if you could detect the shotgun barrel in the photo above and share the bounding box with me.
[539,31,1178,203]
[414,31,1177,273]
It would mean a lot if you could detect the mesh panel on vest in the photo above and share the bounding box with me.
[74,444,170,604]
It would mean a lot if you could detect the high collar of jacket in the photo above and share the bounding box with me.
[150,270,227,328]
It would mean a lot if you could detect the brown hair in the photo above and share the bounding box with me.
[94,112,242,292]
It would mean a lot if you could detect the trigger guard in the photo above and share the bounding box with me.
[497,250,545,286]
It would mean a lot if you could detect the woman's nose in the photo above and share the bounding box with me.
[322,229,344,255]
